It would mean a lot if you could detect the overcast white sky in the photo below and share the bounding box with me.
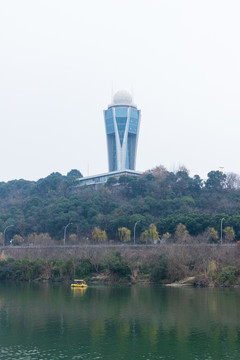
[0,1,240,182]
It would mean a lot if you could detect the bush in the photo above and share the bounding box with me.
[0,257,15,280]
[216,266,238,286]
[150,255,168,282]
[105,251,131,278]
[0,257,95,282]
[32,259,44,278]
[74,258,95,278]
[51,259,64,281]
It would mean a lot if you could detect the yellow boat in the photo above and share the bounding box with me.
[71,279,88,288]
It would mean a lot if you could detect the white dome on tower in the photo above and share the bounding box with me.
[113,90,133,105]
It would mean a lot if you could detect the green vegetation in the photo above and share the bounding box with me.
[0,167,240,244]
[104,251,131,279]
[0,255,95,282]
[1,245,240,286]
[149,255,168,282]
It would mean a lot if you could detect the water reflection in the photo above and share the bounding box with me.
[71,287,87,297]
[0,283,240,359]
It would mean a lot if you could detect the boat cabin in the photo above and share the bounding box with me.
[71,279,87,288]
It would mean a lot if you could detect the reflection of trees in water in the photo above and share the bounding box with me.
[1,284,240,353]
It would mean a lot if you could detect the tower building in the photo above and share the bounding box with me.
[104,90,141,172]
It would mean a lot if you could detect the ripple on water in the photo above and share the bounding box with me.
[0,346,106,360]
[0,346,66,360]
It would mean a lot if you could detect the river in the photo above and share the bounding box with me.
[0,283,240,359]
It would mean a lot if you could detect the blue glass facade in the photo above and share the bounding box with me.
[104,91,141,172]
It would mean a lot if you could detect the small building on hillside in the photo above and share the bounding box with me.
[78,169,141,187]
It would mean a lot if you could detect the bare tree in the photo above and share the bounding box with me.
[225,172,240,190]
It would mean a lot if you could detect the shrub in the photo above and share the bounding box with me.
[150,255,168,282]
[51,259,64,281]
[32,259,44,279]
[105,251,131,278]
[216,266,238,286]
[74,258,95,278]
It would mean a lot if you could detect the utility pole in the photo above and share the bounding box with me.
[134,220,141,245]
[220,218,224,245]
[64,223,73,246]
[3,225,14,247]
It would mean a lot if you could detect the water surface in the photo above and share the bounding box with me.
[0,283,240,359]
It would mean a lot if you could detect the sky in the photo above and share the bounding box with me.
[0,1,240,182]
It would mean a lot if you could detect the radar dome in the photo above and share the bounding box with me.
[113,90,133,105]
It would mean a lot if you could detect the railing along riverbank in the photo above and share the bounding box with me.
[1,242,238,260]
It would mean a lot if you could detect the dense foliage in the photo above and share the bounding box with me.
[1,167,240,243]
[1,246,240,286]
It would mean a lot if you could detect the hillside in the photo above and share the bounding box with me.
[0,166,240,244]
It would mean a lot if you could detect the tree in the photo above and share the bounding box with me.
[176,165,190,174]
[149,224,159,241]
[140,230,149,243]
[205,171,227,191]
[223,227,235,242]
[206,227,219,243]
[105,251,130,278]
[68,234,78,244]
[10,234,24,246]
[140,224,159,243]
[143,165,167,180]
[67,169,83,178]
[150,255,168,282]
[118,227,131,242]
[36,172,63,195]
[225,172,240,190]
[26,232,53,245]
[92,227,107,242]
[174,223,191,243]
[189,175,203,194]
[161,232,171,243]
[105,177,118,186]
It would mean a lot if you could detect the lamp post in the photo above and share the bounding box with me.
[134,220,141,245]
[64,223,73,246]
[3,225,14,247]
[220,218,224,245]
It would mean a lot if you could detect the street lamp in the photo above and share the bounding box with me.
[64,223,73,246]
[3,225,14,247]
[220,218,224,245]
[134,220,141,245]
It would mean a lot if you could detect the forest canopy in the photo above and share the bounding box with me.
[0,167,240,244]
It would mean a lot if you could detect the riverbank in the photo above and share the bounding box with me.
[1,244,240,287]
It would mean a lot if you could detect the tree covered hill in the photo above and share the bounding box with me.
[1,166,240,244]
